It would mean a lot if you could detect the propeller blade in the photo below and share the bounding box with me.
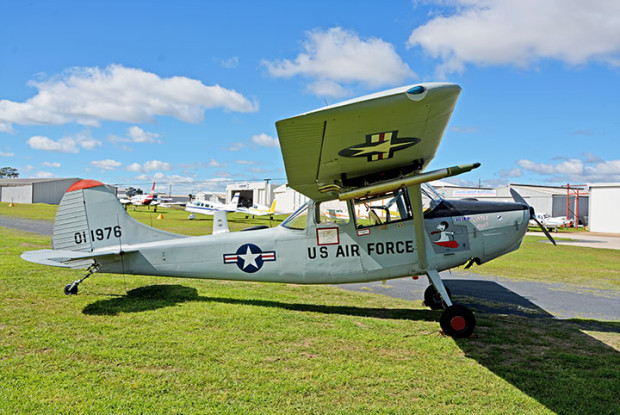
[532,215,557,246]
[510,188,527,205]
[511,188,556,246]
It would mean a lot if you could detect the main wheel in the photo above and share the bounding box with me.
[64,283,78,295]
[440,305,476,338]
[424,285,452,310]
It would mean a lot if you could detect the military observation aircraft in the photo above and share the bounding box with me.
[22,83,554,338]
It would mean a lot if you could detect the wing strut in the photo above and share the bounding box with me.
[409,184,453,307]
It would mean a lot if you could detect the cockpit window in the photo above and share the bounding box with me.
[421,183,445,211]
[317,200,350,225]
[353,189,412,228]
[281,202,309,230]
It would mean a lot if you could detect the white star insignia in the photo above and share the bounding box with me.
[239,246,260,270]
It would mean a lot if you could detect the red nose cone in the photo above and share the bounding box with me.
[67,179,105,192]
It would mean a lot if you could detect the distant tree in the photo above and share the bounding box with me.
[0,167,19,178]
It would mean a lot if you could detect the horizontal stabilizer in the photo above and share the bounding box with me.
[21,247,136,269]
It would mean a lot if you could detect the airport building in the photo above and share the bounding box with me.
[0,178,82,204]
[588,183,620,234]
[225,181,275,208]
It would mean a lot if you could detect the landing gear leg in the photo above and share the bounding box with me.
[426,269,476,338]
[64,264,98,295]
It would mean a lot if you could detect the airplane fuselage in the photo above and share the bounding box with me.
[95,198,529,284]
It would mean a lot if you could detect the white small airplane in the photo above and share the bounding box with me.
[130,182,158,207]
[185,193,240,216]
[237,200,294,218]
[22,82,556,338]
[529,213,571,232]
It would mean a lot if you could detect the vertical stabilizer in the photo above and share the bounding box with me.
[53,180,185,252]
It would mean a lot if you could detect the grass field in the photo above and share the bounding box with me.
[1,227,619,414]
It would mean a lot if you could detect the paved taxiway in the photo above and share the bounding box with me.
[3,215,618,322]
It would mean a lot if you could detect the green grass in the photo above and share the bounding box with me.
[1,227,619,414]
[458,235,620,291]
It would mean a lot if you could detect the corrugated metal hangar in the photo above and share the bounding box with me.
[0,178,81,204]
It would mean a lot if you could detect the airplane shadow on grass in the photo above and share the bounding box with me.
[83,281,620,415]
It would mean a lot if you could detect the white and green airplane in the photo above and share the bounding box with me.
[22,82,553,338]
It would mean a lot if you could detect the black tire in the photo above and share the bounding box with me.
[64,284,78,295]
[424,285,452,310]
[440,304,476,338]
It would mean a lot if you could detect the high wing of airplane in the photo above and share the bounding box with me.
[22,82,555,338]
[185,193,240,216]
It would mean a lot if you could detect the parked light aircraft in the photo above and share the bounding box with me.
[185,193,240,216]
[238,200,294,218]
[529,213,571,232]
[118,182,159,208]
[22,83,555,338]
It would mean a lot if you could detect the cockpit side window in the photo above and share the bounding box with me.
[353,189,412,228]
[317,200,350,225]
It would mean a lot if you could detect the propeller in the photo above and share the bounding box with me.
[510,188,556,246]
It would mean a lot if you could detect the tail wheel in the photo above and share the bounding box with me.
[424,285,452,310]
[440,305,476,338]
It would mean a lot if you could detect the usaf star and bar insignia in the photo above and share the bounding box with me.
[338,130,420,162]
[223,243,276,273]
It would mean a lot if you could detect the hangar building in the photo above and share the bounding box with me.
[0,178,81,204]
[588,183,620,234]
[225,181,275,208]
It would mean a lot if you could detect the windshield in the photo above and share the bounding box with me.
[281,202,309,230]
[421,183,444,210]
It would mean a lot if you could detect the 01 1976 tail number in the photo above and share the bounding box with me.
[74,226,122,245]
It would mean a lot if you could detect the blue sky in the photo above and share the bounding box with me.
[1,0,619,194]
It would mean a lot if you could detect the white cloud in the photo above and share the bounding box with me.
[518,156,620,183]
[408,0,620,76]
[0,123,14,133]
[127,126,161,143]
[134,172,195,183]
[223,142,245,151]
[498,167,522,178]
[219,56,239,69]
[26,132,101,153]
[34,171,55,178]
[251,133,279,148]
[0,64,258,130]
[236,160,255,165]
[91,159,122,171]
[262,27,415,96]
[0,151,14,157]
[127,160,173,172]
[208,158,227,168]
[450,126,479,134]
[110,126,162,144]
[306,80,350,98]
[248,167,270,174]
[27,135,79,153]
[42,162,61,168]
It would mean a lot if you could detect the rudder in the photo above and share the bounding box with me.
[53,180,185,252]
